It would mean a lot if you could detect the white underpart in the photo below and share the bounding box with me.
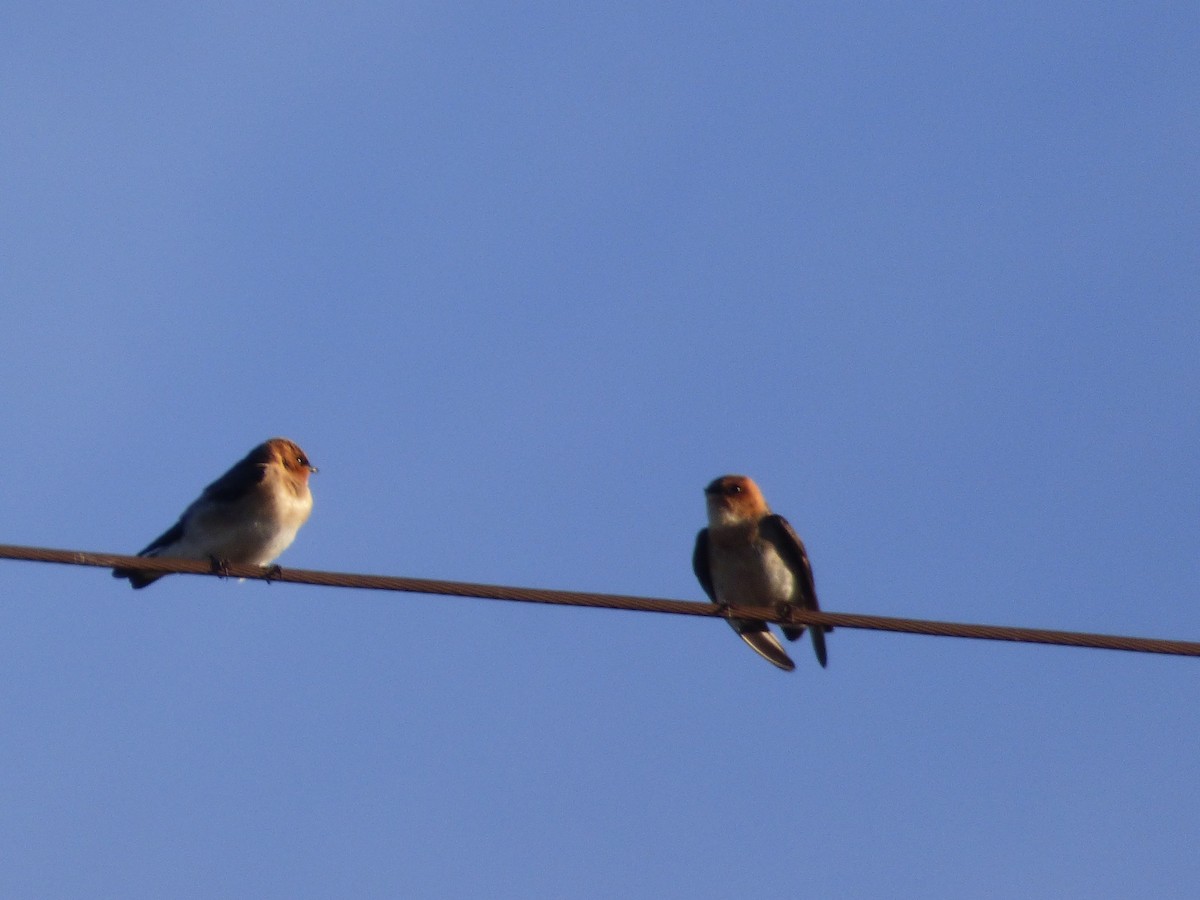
[146,479,312,567]
[709,533,796,607]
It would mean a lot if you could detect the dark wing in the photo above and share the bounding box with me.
[761,515,819,611]
[113,444,269,590]
[137,520,185,556]
[134,448,268,558]
[197,444,271,505]
[761,514,828,668]
[112,519,185,587]
[692,529,716,601]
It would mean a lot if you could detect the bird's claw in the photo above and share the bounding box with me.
[208,556,231,579]
[264,564,283,584]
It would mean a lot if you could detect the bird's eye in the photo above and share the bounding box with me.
[729,484,742,494]
[297,456,307,467]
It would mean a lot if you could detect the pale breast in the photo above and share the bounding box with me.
[249,482,312,564]
[709,531,796,606]
[170,478,311,566]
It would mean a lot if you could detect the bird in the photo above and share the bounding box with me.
[112,438,317,589]
[692,474,828,671]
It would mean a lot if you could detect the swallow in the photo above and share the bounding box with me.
[112,438,317,589]
[692,474,828,671]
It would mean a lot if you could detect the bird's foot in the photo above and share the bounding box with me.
[208,556,231,579]
[263,564,283,585]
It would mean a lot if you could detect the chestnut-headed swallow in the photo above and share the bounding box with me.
[693,474,828,671]
[113,438,317,589]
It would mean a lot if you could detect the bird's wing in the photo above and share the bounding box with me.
[136,447,269,557]
[137,520,185,556]
[197,447,270,505]
[692,529,716,601]
[113,518,186,586]
[761,514,828,667]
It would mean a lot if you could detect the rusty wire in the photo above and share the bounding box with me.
[1,542,1197,657]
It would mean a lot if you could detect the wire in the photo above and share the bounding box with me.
[1,542,1196,657]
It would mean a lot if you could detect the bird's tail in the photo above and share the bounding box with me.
[728,619,795,671]
[783,623,829,669]
[111,567,165,589]
[809,625,828,668]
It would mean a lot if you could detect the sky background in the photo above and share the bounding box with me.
[2,2,1198,897]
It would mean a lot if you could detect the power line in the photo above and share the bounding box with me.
[1,542,1196,657]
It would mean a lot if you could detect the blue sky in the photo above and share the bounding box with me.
[2,2,1197,897]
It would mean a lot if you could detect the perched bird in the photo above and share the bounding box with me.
[693,474,828,671]
[113,438,317,589]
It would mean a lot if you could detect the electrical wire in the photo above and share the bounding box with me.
[0,542,1195,657]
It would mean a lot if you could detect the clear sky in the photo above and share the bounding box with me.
[2,3,1197,897]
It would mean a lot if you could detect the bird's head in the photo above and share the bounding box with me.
[703,474,769,526]
[267,438,318,482]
